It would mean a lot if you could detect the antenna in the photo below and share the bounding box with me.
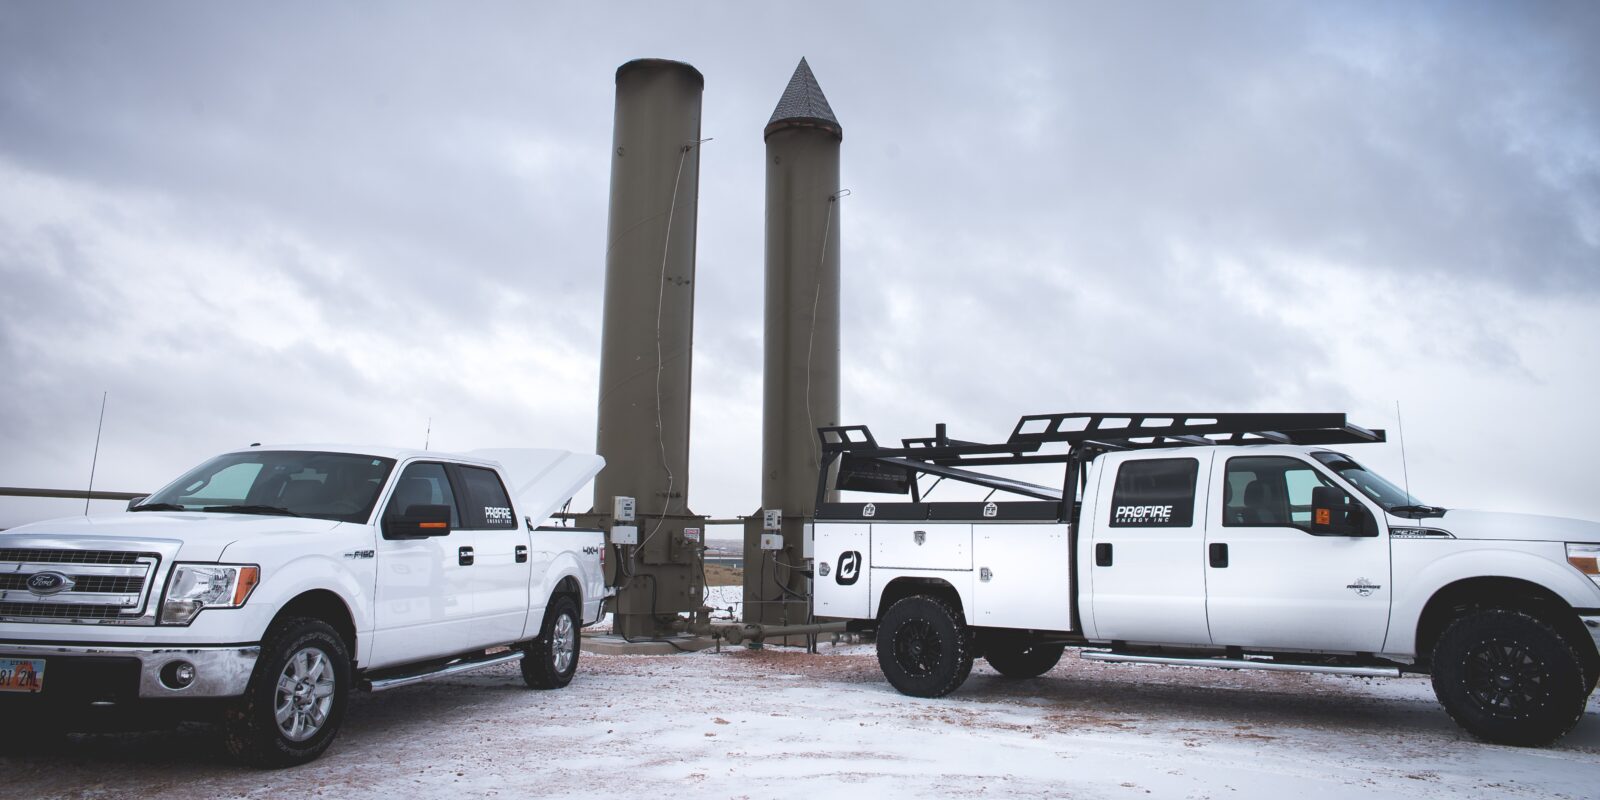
[85,391,108,515]
[424,417,432,450]
[1396,400,1413,503]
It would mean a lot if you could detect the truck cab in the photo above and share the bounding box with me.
[812,412,1600,747]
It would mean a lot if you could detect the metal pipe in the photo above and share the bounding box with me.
[710,621,849,645]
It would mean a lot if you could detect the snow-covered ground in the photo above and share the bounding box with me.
[7,589,1599,799]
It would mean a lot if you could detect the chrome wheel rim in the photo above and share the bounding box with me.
[552,613,576,674]
[274,645,336,742]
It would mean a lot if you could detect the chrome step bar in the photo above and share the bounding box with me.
[364,650,525,692]
[1079,649,1401,677]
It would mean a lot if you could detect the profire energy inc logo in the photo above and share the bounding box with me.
[1114,505,1174,525]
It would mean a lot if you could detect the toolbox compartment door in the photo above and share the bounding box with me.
[871,523,972,571]
[813,523,871,619]
[972,523,1074,631]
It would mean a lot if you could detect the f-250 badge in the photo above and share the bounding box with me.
[1346,578,1382,597]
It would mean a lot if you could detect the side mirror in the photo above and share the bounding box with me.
[126,495,150,511]
[1309,487,1378,537]
[383,504,453,540]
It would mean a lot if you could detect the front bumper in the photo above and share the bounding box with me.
[1,641,259,700]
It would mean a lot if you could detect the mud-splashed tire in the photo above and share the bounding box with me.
[877,595,973,698]
[224,618,350,768]
[522,595,581,690]
[985,641,1066,679]
[1431,608,1586,747]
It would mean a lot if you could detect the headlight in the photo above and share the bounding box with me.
[160,564,260,625]
[1567,544,1600,589]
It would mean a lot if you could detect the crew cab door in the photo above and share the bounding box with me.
[452,464,533,646]
[371,461,477,667]
[1203,454,1391,652]
[1085,453,1212,646]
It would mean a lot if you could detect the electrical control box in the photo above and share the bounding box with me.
[802,522,814,559]
[611,524,639,545]
[613,496,636,522]
[760,532,783,550]
[762,509,782,530]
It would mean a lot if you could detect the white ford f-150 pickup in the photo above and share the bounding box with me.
[810,412,1600,746]
[0,444,606,767]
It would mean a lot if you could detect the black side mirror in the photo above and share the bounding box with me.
[1309,487,1378,537]
[126,495,150,511]
[383,504,453,540]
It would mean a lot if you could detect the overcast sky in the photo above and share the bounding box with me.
[2,2,1597,528]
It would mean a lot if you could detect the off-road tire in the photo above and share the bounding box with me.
[224,617,351,768]
[876,595,973,698]
[521,594,581,690]
[985,640,1066,678]
[1431,608,1587,747]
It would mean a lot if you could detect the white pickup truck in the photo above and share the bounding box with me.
[0,444,606,767]
[811,413,1600,746]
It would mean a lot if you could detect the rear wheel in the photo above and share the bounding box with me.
[224,617,350,768]
[984,639,1065,678]
[522,594,581,689]
[1431,608,1586,747]
[876,595,973,698]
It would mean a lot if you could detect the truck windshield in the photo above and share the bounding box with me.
[1310,451,1441,517]
[133,450,396,524]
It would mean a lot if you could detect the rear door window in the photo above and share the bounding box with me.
[1108,458,1199,527]
[456,466,517,530]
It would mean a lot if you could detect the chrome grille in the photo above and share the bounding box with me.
[0,548,149,565]
[0,547,160,624]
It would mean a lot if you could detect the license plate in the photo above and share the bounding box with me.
[0,657,45,693]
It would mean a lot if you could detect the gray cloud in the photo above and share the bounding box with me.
[2,2,1598,525]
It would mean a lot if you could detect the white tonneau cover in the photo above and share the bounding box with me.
[467,449,605,524]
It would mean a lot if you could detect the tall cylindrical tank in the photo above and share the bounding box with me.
[592,59,706,639]
[746,58,842,629]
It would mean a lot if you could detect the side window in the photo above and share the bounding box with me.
[384,462,461,528]
[457,466,517,530]
[1108,458,1198,527]
[1224,456,1344,531]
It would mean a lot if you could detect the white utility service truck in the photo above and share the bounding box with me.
[811,412,1600,746]
[0,445,606,766]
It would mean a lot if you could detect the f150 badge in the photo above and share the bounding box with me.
[1346,578,1382,597]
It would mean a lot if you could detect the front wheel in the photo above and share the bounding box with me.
[984,639,1065,679]
[224,617,350,768]
[1431,608,1587,747]
[522,594,581,689]
[876,595,973,698]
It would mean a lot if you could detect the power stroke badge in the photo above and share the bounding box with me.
[1346,578,1382,597]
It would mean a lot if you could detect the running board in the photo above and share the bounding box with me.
[1079,649,1400,677]
[363,650,525,692]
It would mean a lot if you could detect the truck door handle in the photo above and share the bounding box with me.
[1094,543,1113,567]
[515,545,528,563]
[1209,543,1229,568]
[459,546,475,566]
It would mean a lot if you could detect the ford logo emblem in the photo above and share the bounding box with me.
[26,571,73,596]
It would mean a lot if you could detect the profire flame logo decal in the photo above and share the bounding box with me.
[835,551,862,586]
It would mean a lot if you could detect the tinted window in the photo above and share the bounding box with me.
[1109,458,1198,527]
[384,462,461,528]
[458,466,517,529]
[1224,456,1349,530]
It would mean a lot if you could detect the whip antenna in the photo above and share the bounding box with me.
[84,391,107,515]
[1396,400,1413,504]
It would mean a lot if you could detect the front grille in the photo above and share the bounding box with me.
[0,547,159,623]
[0,575,144,593]
[0,602,132,619]
[0,548,152,565]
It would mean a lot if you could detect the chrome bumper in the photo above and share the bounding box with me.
[1,641,259,698]
[1583,614,1600,655]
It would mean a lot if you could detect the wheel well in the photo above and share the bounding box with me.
[553,575,581,604]
[271,590,357,659]
[1416,577,1597,669]
[877,577,965,623]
